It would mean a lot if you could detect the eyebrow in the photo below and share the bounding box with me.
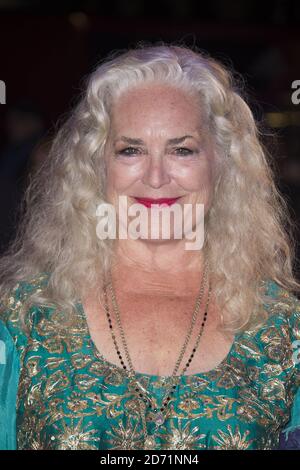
[114,135,197,145]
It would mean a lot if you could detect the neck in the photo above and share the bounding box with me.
[109,238,207,297]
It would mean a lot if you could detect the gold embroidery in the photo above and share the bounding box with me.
[1,274,300,450]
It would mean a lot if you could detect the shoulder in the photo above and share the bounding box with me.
[263,278,300,314]
[240,279,300,388]
[261,279,300,343]
[0,318,19,449]
[233,279,300,384]
[0,272,51,353]
[262,282,300,449]
[0,271,50,316]
[253,279,300,353]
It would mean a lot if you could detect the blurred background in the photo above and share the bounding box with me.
[0,0,299,278]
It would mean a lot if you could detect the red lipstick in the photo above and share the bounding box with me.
[133,197,181,208]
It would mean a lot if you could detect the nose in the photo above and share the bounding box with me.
[141,154,171,189]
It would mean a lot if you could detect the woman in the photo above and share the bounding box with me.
[0,42,300,450]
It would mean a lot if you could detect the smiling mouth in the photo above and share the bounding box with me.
[132,197,182,207]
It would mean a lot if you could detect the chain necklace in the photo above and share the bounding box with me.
[102,260,211,450]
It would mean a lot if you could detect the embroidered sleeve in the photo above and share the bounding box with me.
[0,319,19,449]
[0,274,49,450]
[277,290,300,449]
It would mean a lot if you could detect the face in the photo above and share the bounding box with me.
[103,83,218,243]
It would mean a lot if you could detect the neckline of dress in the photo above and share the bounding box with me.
[76,301,240,381]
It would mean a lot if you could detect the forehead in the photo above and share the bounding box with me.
[109,83,204,132]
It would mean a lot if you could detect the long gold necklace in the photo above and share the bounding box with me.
[102,260,211,449]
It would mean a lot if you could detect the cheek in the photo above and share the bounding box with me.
[106,162,144,193]
[173,161,214,192]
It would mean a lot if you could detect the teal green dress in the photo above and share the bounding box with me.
[0,273,300,450]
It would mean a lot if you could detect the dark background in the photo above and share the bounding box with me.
[0,0,299,278]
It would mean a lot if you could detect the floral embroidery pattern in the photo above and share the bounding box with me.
[0,273,300,450]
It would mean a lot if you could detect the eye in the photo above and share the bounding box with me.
[174,147,194,156]
[117,147,141,156]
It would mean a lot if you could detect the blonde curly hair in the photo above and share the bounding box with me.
[0,40,299,333]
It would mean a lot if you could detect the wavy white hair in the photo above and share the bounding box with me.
[0,41,299,333]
